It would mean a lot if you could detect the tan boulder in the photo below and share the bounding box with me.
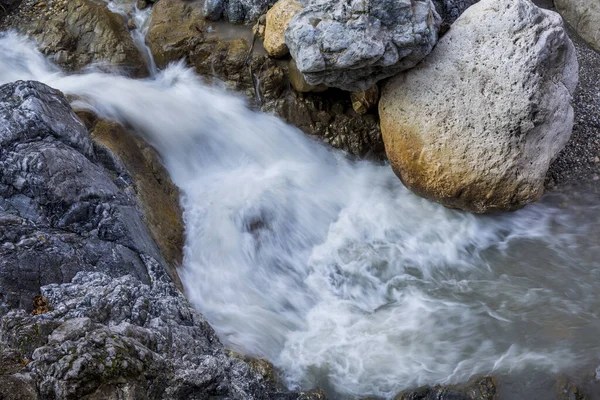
[379,0,578,213]
[288,58,327,93]
[263,0,302,58]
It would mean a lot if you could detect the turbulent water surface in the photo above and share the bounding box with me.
[1,26,600,399]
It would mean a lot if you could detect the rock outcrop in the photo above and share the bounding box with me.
[554,0,600,52]
[263,0,302,58]
[379,0,578,213]
[4,0,147,77]
[203,0,276,24]
[0,80,325,399]
[285,0,441,92]
[146,0,384,158]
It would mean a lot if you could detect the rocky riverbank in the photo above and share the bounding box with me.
[1,0,599,398]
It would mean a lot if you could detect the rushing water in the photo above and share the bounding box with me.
[1,28,600,399]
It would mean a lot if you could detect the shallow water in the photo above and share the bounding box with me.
[1,31,599,399]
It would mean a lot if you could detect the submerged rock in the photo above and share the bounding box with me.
[554,0,600,52]
[285,0,441,92]
[5,0,147,76]
[379,0,578,213]
[203,0,276,24]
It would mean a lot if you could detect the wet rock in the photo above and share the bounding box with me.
[351,85,380,115]
[84,116,185,292]
[285,0,441,92]
[554,0,600,52]
[263,0,302,58]
[146,0,384,158]
[0,81,165,312]
[203,0,276,24]
[379,0,578,213]
[10,0,147,76]
[394,376,496,400]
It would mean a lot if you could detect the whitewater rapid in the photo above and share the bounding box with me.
[1,32,599,399]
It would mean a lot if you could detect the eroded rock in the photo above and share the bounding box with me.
[285,0,441,92]
[379,0,578,213]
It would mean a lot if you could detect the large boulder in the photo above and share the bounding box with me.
[263,0,302,58]
[285,0,441,92]
[6,0,147,77]
[554,0,600,52]
[203,0,276,24]
[379,0,578,213]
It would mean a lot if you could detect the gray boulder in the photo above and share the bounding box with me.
[0,81,165,314]
[285,0,441,92]
[554,0,600,52]
[203,0,276,24]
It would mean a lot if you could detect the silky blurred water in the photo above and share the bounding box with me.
[1,31,599,399]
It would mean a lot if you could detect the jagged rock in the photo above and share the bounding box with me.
[0,81,165,313]
[379,0,578,213]
[203,0,276,24]
[0,271,283,399]
[285,0,441,92]
[555,0,600,52]
[432,0,479,24]
[394,377,496,400]
[351,85,380,115]
[146,0,384,158]
[263,0,302,57]
[7,0,147,76]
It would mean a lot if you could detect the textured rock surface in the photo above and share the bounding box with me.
[379,0,578,213]
[147,0,384,158]
[0,271,319,399]
[285,0,441,92]
[203,0,276,24]
[263,0,302,57]
[555,0,600,52]
[351,85,380,115]
[3,0,147,76]
[82,115,185,291]
[432,0,479,24]
[0,81,165,313]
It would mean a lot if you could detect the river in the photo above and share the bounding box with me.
[1,4,599,398]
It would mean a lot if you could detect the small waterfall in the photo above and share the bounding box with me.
[1,17,600,400]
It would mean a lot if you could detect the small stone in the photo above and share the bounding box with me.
[350,85,380,115]
[35,1,46,6]
[593,156,599,163]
